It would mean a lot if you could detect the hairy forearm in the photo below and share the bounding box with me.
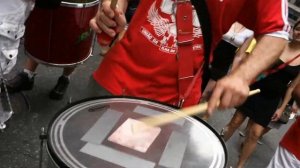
[230,35,287,85]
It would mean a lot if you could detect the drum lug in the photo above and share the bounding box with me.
[39,127,47,140]
[39,127,47,168]
[68,97,72,104]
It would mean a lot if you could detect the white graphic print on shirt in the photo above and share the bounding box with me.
[140,0,202,54]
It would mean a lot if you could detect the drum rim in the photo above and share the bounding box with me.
[61,0,99,8]
[46,96,228,168]
[25,48,93,67]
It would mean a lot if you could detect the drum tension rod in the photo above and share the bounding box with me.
[39,127,47,168]
[39,127,47,140]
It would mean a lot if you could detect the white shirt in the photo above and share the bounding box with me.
[223,28,254,47]
[0,0,33,16]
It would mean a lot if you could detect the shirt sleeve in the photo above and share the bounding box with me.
[238,0,290,40]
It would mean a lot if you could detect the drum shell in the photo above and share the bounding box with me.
[47,97,228,168]
[24,0,99,67]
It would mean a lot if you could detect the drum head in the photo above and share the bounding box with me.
[47,97,227,168]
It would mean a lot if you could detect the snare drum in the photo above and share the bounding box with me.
[24,0,99,67]
[47,97,227,168]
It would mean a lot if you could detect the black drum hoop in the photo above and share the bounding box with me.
[46,96,228,168]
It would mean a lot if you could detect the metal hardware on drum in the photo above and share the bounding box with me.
[39,127,47,168]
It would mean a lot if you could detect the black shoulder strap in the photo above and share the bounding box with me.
[190,0,212,91]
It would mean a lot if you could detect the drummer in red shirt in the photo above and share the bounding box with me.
[267,82,300,168]
[90,0,290,112]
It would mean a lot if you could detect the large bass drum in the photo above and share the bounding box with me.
[24,0,99,66]
[47,97,227,167]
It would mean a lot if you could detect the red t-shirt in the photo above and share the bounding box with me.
[93,0,289,107]
[280,118,300,160]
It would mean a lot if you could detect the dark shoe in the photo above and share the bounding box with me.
[5,72,34,93]
[49,76,69,100]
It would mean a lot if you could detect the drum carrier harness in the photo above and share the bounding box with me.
[176,0,211,107]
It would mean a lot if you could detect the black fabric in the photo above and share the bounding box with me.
[210,40,237,80]
[238,93,280,127]
[238,61,300,127]
[255,60,300,98]
[35,0,62,9]
[125,0,140,23]
[190,0,212,92]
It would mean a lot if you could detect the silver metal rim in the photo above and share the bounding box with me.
[25,48,93,67]
[61,0,99,8]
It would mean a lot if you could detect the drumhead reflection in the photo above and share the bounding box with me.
[47,97,227,168]
[108,118,161,153]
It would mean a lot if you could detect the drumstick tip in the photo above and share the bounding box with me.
[110,0,118,9]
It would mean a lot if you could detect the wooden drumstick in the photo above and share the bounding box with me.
[110,0,118,9]
[134,89,261,130]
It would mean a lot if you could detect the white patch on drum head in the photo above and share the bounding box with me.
[81,109,123,144]
[159,131,188,168]
[108,118,161,153]
[80,143,156,168]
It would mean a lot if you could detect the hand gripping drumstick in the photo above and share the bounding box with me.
[134,89,261,131]
[97,0,119,46]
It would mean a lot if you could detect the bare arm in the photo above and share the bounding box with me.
[294,83,300,106]
[279,73,300,110]
[272,73,300,121]
[232,35,286,85]
[208,35,287,113]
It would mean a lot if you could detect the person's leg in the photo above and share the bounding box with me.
[221,110,247,141]
[62,66,75,77]
[49,66,76,100]
[236,122,265,168]
[239,118,253,137]
[6,57,39,92]
[256,126,271,145]
[24,57,39,72]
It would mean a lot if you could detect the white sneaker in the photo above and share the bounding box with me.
[257,138,263,145]
[239,131,246,137]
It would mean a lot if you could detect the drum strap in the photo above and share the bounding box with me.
[176,0,194,107]
[176,0,211,107]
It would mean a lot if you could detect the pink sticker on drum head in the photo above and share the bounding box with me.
[108,118,161,153]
